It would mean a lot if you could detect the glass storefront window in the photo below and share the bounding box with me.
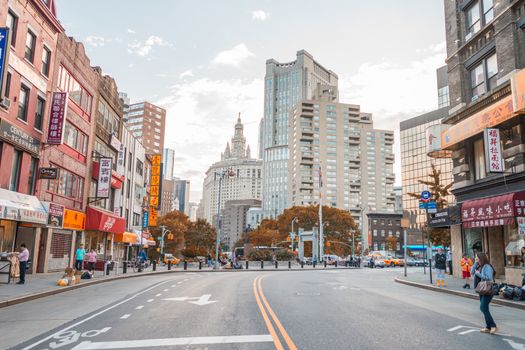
[504,224,525,267]
[463,228,483,259]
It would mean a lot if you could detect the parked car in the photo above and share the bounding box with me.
[374,258,386,268]
[406,257,427,267]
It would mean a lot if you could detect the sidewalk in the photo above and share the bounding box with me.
[395,268,525,310]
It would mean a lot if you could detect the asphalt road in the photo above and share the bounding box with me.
[2,269,525,350]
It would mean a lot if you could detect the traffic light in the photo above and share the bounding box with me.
[168,233,174,240]
[326,241,331,247]
[156,248,160,252]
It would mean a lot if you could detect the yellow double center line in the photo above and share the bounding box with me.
[253,275,298,350]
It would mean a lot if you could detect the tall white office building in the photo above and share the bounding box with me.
[163,148,175,180]
[262,50,338,217]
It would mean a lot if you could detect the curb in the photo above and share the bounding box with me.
[394,277,525,310]
[0,266,360,308]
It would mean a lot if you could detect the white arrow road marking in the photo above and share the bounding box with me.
[503,339,525,350]
[71,335,273,349]
[135,306,143,310]
[146,299,154,303]
[155,293,162,297]
[448,325,510,336]
[120,314,130,320]
[163,294,217,306]
[458,330,478,335]
[447,326,467,332]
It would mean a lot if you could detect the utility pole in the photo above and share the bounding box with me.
[291,217,298,253]
[159,225,170,258]
[318,166,324,263]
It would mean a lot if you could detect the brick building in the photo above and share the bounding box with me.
[366,212,403,256]
[440,0,525,285]
[0,0,63,273]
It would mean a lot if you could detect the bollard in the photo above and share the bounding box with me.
[199,261,202,270]
[275,261,278,269]
[335,260,338,268]
[152,260,157,271]
[246,260,249,270]
[313,261,316,268]
[261,260,264,269]
[105,262,110,275]
[324,260,327,268]
[184,261,188,270]
[301,261,304,268]
[168,260,172,270]
[123,261,127,274]
[288,261,291,269]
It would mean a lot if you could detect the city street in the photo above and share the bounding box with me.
[2,269,524,350]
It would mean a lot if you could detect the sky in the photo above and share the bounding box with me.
[56,0,447,203]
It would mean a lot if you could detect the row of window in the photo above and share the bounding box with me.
[2,145,38,194]
[57,65,93,115]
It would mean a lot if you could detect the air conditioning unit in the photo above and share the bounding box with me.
[0,97,10,109]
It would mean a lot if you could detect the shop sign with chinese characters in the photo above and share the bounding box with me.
[96,158,112,198]
[517,217,525,236]
[149,154,161,211]
[47,92,68,145]
[484,128,504,173]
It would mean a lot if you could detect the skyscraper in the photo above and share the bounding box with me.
[288,85,396,249]
[174,179,191,216]
[123,101,166,155]
[163,148,175,180]
[262,50,338,217]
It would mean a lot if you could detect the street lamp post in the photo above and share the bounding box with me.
[159,225,171,258]
[290,217,298,253]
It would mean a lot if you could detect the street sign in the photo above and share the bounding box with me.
[421,191,431,202]
[427,201,437,209]
[419,202,426,209]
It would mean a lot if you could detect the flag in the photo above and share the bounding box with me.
[318,166,323,198]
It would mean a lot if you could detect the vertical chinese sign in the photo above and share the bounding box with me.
[97,158,112,198]
[484,128,504,173]
[149,154,161,227]
[0,28,10,97]
[47,92,68,145]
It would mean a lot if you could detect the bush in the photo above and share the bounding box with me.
[247,250,272,261]
[275,250,294,261]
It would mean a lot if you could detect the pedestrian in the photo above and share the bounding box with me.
[86,249,97,272]
[75,244,85,271]
[521,246,525,267]
[434,248,447,287]
[460,253,473,289]
[471,252,497,334]
[17,244,29,285]
[446,249,453,275]
[369,257,375,269]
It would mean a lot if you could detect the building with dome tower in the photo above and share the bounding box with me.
[201,115,262,242]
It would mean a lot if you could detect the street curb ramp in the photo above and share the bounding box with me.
[394,277,525,311]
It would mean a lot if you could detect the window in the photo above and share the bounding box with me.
[42,47,51,77]
[465,0,494,40]
[4,72,11,98]
[35,96,45,131]
[47,166,85,203]
[473,138,486,180]
[128,151,132,171]
[133,213,141,226]
[25,30,36,63]
[64,122,88,154]
[27,157,38,195]
[57,66,93,115]
[470,53,497,99]
[18,85,30,121]
[9,150,22,191]
[126,179,131,198]
[6,10,18,47]
[136,159,143,176]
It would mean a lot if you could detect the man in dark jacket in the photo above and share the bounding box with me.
[434,248,447,287]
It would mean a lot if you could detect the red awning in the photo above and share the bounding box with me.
[86,206,126,234]
[461,191,525,228]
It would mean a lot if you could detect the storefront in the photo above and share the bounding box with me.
[458,191,525,285]
[85,206,126,264]
[0,188,48,274]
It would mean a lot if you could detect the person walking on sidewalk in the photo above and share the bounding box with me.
[461,253,473,289]
[471,252,497,334]
[17,244,29,285]
[75,244,86,271]
[86,249,97,272]
[434,248,447,287]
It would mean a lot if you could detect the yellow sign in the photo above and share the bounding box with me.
[63,209,86,230]
[511,68,525,112]
[441,96,513,149]
[149,208,158,227]
[149,154,162,210]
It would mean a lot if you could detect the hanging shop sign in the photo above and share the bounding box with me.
[46,92,68,145]
[0,119,41,155]
[63,209,86,230]
[149,208,158,227]
[462,192,525,228]
[426,124,451,158]
[39,167,58,179]
[429,206,462,228]
[0,28,10,97]
[517,217,525,236]
[96,158,112,198]
[484,128,504,173]
[142,210,149,228]
[109,134,121,151]
[43,202,64,228]
[149,154,162,210]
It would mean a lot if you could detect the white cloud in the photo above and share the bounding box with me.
[251,10,269,21]
[85,35,108,47]
[127,35,170,57]
[127,28,136,34]
[156,78,263,202]
[340,46,446,185]
[211,43,255,67]
[128,63,135,68]
[179,70,194,79]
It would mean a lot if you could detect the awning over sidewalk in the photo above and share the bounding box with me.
[461,191,525,228]
[114,232,138,244]
[0,188,47,224]
[85,206,126,234]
